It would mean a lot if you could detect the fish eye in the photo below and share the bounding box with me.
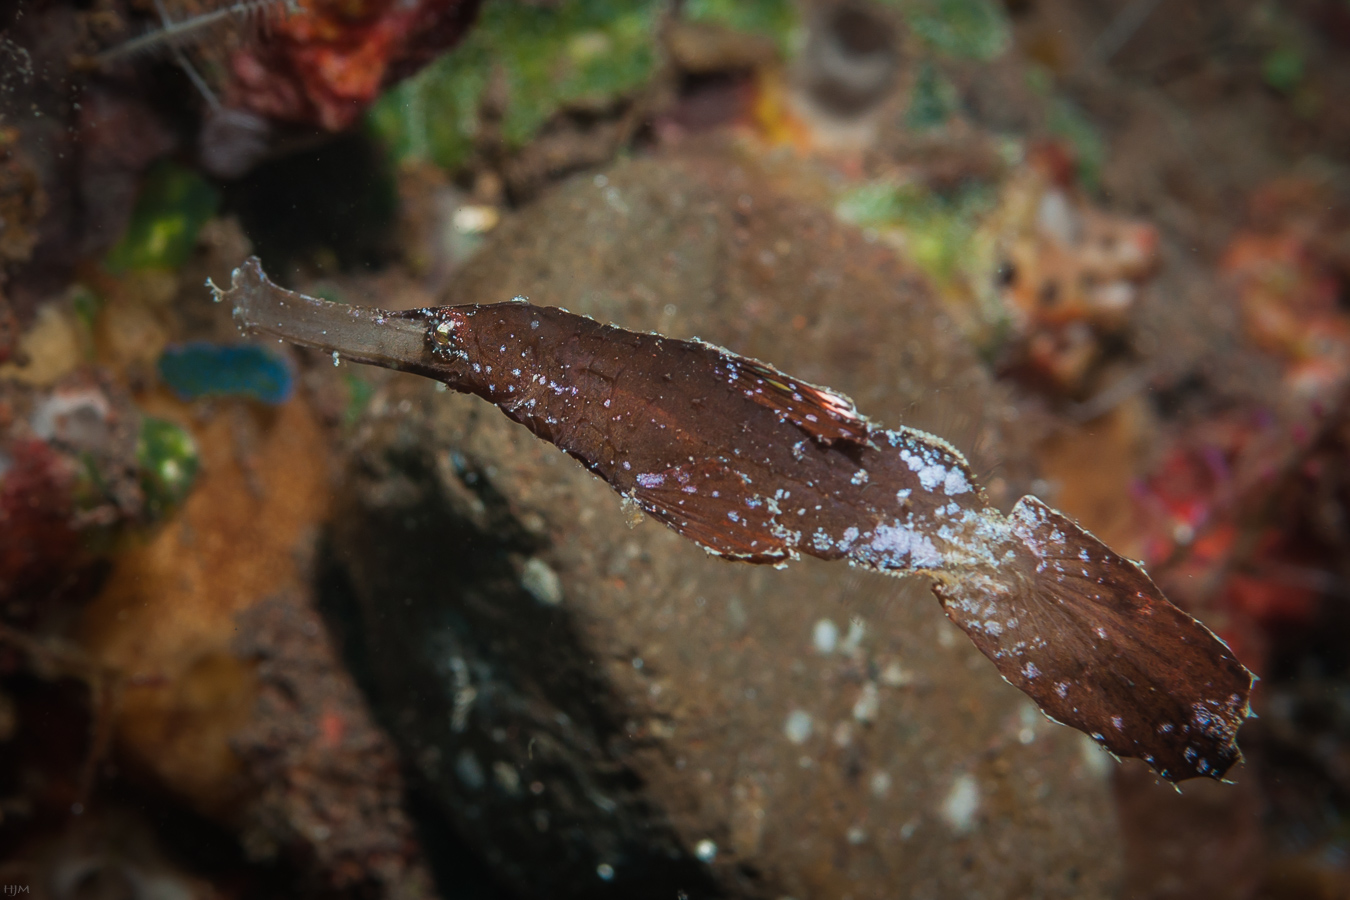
[431,319,456,349]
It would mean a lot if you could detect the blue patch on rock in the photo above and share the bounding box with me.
[157,343,293,404]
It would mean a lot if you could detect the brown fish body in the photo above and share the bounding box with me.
[218,257,1254,782]
[427,302,998,570]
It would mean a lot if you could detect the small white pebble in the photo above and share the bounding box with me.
[493,760,520,794]
[940,774,980,834]
[455,749,485,791]
[1018,702,1039,745]
[841,617,866,654]
[784,710,814,744]
[880,661,910,687]
[812,618,838,654]
[521,558,563,606]
[852,682,880,723]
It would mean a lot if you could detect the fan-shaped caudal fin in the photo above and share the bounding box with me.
[930,495,1254,782]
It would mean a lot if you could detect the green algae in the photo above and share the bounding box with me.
[368,0,661,170]
[886,0,1010,61]
[342,371,375,428]
[835,177,1011,349]
[137,417,199,518]
[683,0,801,55]
[105,162,218,273]
[906,61,960,130]
[837,179,995,288]
[1262,45,1305,93]
[70,285,103,333]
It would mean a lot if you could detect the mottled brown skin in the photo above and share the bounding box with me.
[218,257,1254,782]
[424,303,984,565]
[934,500,1253,782]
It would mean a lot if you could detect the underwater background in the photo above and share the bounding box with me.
[1,0,1349,897]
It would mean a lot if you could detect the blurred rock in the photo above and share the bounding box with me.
[233,594,438,899]
[326,147,1122,899]
[0,625,112,838]
[0,292,17,366]
[79,396,329,813]
[0,807,219,900]
[799,1,900,119]
[666,21,779,75]
[72,87,179,261]
[0,126,46,271]
[0,1,140,296]
[0,372,144,622]
[77,395,436,898]
[1114,761,1265,900]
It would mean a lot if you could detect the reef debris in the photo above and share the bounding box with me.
[0,374,154,619]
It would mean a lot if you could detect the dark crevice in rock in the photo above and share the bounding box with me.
[318,422,724,900]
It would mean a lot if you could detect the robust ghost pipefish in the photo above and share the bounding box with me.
[212,256,1253,783]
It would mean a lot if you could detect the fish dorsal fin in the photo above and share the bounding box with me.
[704,346,872,446]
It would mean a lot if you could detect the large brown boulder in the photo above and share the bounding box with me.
[327,147,1122,899]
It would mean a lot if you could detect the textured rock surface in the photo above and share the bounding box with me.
[327,147,1123,899]
[79,396,438,898]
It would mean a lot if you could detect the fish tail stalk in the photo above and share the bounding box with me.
[931,495,1254,782]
